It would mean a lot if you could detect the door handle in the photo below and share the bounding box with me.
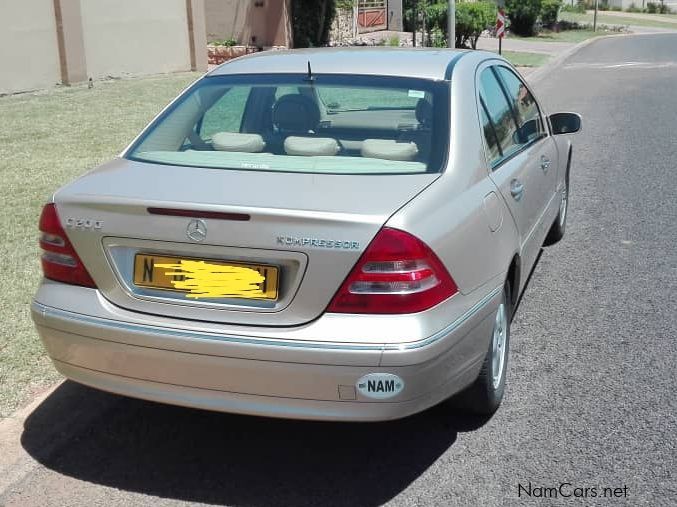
[510,179,524,201]
[540,155,551,172]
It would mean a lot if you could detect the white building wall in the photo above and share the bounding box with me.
[0,0,61,95]
[80,0,191,80]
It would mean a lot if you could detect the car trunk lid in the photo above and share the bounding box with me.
[54,158,439,326]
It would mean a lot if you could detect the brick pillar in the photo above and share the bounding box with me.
[53,0,87,85]
[186,0,208,72]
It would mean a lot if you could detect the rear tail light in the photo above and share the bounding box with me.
[39,203,96,288]
[327,227,457,314]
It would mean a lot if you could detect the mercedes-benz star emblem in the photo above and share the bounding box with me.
[186,219,207,242]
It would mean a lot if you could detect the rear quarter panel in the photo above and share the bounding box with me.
[387,55,519,296]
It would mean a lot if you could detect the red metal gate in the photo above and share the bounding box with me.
[358,0,386,32]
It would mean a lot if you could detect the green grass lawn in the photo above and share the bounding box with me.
[499,51,551,68]
[0,72,201,418]
[560,11,677,29]
[511,29,615,43]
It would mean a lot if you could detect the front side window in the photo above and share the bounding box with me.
[127,74,450,175]
[495,66,545,146]
[479,66,546,168]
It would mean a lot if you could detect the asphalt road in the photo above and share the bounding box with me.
[1,34,676,507]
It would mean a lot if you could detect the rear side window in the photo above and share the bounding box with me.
[479,102,502,165]
[126,74,450,175]
[479,68,519,164]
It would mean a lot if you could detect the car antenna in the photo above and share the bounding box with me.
[304,61,315,82]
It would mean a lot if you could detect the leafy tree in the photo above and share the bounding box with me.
[505,0,543,36]
[292,0,336,48]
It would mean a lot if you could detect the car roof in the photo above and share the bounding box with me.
[207,47,493,81]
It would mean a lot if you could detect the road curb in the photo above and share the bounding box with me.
[526,33,614,84]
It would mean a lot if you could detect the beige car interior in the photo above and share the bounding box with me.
[208,91,431,161]
[133,86,433,171]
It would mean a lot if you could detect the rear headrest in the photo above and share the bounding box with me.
[284,136,339,157]
[272,94,321,133]
[212,132,266,153]
[361,139,419,161]
[415,97,433,127]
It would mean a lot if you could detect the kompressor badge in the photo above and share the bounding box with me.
[356,373,405,399]
[276,236,360,250]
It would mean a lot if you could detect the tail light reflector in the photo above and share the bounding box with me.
[327,227,457,314]
[39,203,96,288]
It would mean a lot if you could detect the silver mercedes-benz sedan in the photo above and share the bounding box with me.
[32,48,580,421]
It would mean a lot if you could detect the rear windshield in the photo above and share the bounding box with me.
[126,74,450,175]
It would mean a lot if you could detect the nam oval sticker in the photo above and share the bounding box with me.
[356,373,405,399]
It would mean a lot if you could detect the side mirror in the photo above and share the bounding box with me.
[550,112,582,135]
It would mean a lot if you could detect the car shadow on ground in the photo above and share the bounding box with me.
[21,381,491,506]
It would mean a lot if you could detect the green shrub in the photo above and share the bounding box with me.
[647,2,671,13]
[540,0,563,27]
[211,38,238,47]
[506,0,543,36]
[335,0,354,9]
[455,1,497,48]
[429,27,447,48]
[423,1,496,49]
[386,34,400,46]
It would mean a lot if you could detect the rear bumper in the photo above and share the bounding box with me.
[31,284,501,421]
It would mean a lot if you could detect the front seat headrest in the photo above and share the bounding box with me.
[415,97,433,128]
[272,94,321,134]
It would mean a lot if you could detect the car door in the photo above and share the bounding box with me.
[494,66,559,242]
[477,64,558,282]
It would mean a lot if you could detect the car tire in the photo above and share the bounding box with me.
[544,163,570,246]
[451,282,511,415]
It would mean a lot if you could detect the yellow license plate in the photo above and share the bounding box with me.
[133,254,279,300]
